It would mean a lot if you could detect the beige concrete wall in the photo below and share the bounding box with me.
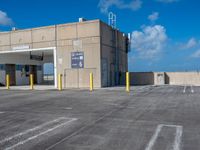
[56,20,101,88]
[130,72,200,86]
[57,24,77,40]
[32,26,56,43]
[0,26,56,51]
[11,29,32,45]
[165,72,200,86]
[32,26,56,49]
[100,21,128,87]
[0,32,10,47]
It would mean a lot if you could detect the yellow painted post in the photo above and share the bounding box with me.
[90,73,94,91]
[30,74,34,90]
[6,74,10,90]
[58,74,62,91]
[126,72,130,93]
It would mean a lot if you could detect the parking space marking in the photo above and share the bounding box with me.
[105,103,135,109]
[145,124,183,150]
[145,124,162,150]
[63,107,73,110]
[183,86,187,93]
[0,112,5,114]
[191,85,194,93]
[0,117,68,144]
[183,85,194,93]
[174,125,183,150]
[1,117,77,150]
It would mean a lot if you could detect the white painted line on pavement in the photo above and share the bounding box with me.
[0,112,5,114]
[0,117,68,144]
[64,107,73,110]
[5,118,77,150]
[0,117,77,150]
[145,124,183,150]
[173,125,183,150]
[145,124,162,150]
[183,85,187,93]
[105,103,135,109]
[191,85,194,93]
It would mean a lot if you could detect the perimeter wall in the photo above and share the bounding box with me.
[130,72,200,86]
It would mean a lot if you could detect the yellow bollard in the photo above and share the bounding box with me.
[126,72,130,93]
[90,73,94,91]
[58,74,63,91]
[30,74,34,90]
[6,74,10,90]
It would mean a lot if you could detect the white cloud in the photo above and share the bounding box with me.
[98,0,142,14]
[0,10,13,26]
[191,49,200,58]
[156,0,179,3]
[181,38,198,49]
[131,25,168,59]
[148,12,159,22]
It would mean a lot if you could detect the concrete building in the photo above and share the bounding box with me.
[0,19,129,88]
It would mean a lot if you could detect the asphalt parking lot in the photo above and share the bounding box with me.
[0,85,200,150]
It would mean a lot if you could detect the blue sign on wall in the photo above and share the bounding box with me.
[71,52,84,68]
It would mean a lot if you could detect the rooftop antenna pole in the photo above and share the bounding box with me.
[108,12,117,29]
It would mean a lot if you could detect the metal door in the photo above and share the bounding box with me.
[64,69,78,88]
[102,59,108,87]
[157,73,165,85]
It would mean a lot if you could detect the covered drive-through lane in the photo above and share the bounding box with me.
[0,47,57,88]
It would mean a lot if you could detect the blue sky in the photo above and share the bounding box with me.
[1,0,200,72]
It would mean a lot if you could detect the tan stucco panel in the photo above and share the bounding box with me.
[64,69,79,88]
[11,30,32,45]
[32,27,55,43]
[82,37,100,44]
[57,24,77,40]
[0,33,10,46]
[32,41,56,49]
[0,46,11,51]
[83,44,101,68]
[166,72,200,86]
[57,40,73,46]
[77,21,100,38]
[79,69,98,88]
